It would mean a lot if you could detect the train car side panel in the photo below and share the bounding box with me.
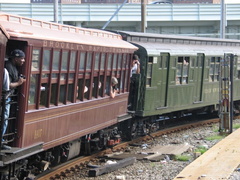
[23,94,128,149]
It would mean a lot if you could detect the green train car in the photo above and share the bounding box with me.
[118,31,240,137]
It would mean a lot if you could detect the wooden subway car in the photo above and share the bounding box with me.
[0,13,137,179]
[119,31,240,138]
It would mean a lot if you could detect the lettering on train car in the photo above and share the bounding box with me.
[213,88,219,93]
[204,88,219,94]
[204,89,211,94]
[34,129,43,139]
[43,40,130,53]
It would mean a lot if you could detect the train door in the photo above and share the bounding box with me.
[0,29,8,146]
[193,53,204,103]
[159,53,169,107]
[0,29,8,97]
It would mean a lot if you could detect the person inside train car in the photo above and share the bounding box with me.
[130,54,140,77]
[1,68,11,150]
[106,77,119,98]
[3,49,26,149]
[5,49,26,89]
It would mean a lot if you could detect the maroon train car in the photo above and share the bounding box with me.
[0,13,137,179]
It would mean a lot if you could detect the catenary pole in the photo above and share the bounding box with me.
[141,0,147,32]
[54,0,58,23]
[220,0,226,39]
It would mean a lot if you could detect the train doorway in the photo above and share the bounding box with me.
[193,53,204,103]
[159,53,169,107]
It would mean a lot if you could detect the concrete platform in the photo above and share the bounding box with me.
[173,128,240,180]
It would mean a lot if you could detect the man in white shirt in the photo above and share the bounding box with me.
[130,54,140,77]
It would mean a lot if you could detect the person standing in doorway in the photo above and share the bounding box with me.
[130,54,140,77]
[2,49,26,150]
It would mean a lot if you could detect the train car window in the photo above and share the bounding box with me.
[50,50,60,106]
[176,56,189,85]
[40,83,48,107]
[59,85,66,103]
[164,56,168,69]
[84,79,90,99]
[159,56,162,69]
[42,50,50,71]
[69,51,76,71]
[215,57,220,81]
[67,51,77,102]
[120,72,124,92]
[209,58,214,81]
[32,49,40,71]
[209,57,220,82]
[182,58,189,84]
[176,61,182,85]
[199,56,203,67]
[52,50,60,71]
[40,50,51,107]
[59,51,69,104]
[206,58,210,67]
[29,49,41,108]
[113,54,117,70]
[77,79,83,101]
[29,74,39,105]
[67,84,74,102]
[118,54,122,69]
[50,84,58,105]
[92,77,102,98]
[86,52,92,70]
[61,51,68,71]
[190,58,195,68]
[94,52,100,70]
[123,54,129,90]
[79,52,86,71]
[146,57,153,87]
[107,54,112,69]
[99,75,104,97]
[105,76,113,96]
[100,53,106,70]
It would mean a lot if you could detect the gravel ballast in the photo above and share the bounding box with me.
[62,119,240,180]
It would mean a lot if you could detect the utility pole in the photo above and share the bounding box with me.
[54,0,58,23]
[219,54,233,134]
[220,0,226,39]
[141,0,147,32]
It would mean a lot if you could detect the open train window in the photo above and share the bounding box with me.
[67,51,77,102]
[50,50,60,106]
[40,49,51,107]
[29,49,41,107]
[176,56,189,85]
[28,45,131,110]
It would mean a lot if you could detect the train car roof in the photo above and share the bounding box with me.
[116,31,240,56]
[0,13,137,51]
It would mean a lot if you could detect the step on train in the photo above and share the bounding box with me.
[0,12,240,179]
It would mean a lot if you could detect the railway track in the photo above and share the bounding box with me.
[36,117,220,180]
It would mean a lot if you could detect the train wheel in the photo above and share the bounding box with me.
[149,123,157,133]
[130,123,137,140]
